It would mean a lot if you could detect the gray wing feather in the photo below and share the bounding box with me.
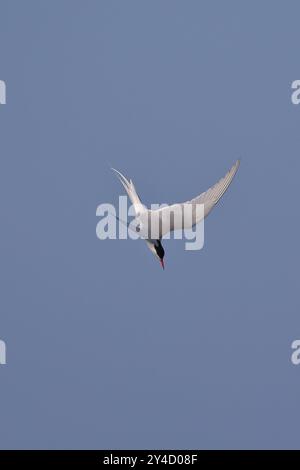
[111,168,145,215]
[148,160,240,238]
[188,159,240,217]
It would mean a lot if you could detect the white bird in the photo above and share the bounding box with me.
[112,160,240,269]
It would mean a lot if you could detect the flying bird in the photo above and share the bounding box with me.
[112,160,240,269]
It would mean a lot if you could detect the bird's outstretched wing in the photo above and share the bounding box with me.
[147,160,240,238]
[187,159,240,216]
[111,168,145,215]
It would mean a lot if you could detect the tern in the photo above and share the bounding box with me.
[112,160,240,269]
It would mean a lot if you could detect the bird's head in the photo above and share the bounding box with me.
[147,240,165,269]
[154,240,165,270]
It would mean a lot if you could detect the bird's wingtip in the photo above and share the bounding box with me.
[233,159,241,171]
[111,167,131,189]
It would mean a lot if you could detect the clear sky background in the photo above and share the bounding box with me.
[0,0,300,449]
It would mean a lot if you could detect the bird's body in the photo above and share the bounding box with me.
[112,160,240,268]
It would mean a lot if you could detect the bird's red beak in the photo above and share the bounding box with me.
[160,259,165,270]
